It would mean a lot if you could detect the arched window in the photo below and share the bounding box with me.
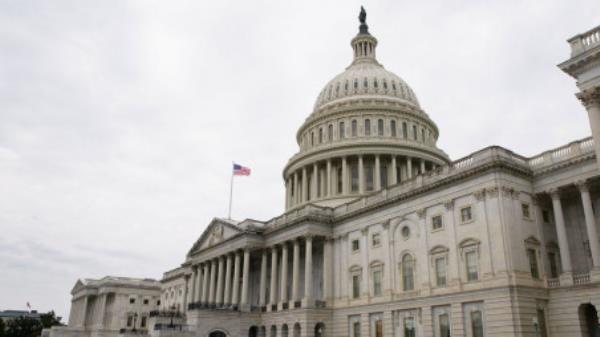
[281,324,289,337]
[311,132,314,146]
[402,254,415,291]
[365,119,371,136]
[383,80,388,90]
[421,128,425,143]
[354,79,358,90]
[402,122,408,139]
[337,167,343,194]
[328,124,333,141]
[391,120,397,137]
[335,83,340,96]
[351,120,358,137]
[374,79,378,88]
[339,121,345,139]
[363,78,369,89]
[319,128,323,143]
[344,80,349,91]
[412,125,418,140]
[377,119,384,136]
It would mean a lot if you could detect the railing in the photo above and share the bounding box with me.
[547,278,560,288]
[527,137,593,169]
[149,310,184,318]
[569,25,600,56]
[573,272,591,285]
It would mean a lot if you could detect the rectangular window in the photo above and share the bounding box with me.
[404,317,415,337]
[402,122,408,138]
[373,270,382,296]
[365,119,371,136]
[542,210,550,223]
[372,233,381,246]
[460,206,473,223]
[366,163,374,191]
[471,311,484,337]
[141,316,147,328]
[351,164,359,192]
[340,122,346,139]
[337,167,343,194]
[466,251,478,281]
[527,248,540,279]
[522,203,531,219]
[439,313,450,337]
[353,321,361,337]
[548,252,558,278]
[352,120,358,137]
[380,163,388,188]
[432,215,443,230]
[352,239,360,252]
[377,119,384,136]
[435,257,447,287]
[143,299,149,305]
[375,319,383,337]
[391,120,397,137]
[129,298,135,304]
[537,309,548,337]
[352,274,361,299]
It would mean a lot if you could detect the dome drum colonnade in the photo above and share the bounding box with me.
[283,15,449,210]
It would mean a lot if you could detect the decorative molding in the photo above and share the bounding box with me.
[486,187,499,198]
[416,208,426,219]
[576,179,590,192]
[576,86,600,108]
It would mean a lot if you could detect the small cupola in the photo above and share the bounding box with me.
[350,6,378,65]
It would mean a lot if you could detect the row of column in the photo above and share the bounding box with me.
[189,249,250,308]
[286,155,436,209]
[549,181,600,280]
[189,237,333,310]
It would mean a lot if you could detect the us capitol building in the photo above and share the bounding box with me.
[47,9,600,337]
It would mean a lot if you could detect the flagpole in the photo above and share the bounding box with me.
[228,163,234,219]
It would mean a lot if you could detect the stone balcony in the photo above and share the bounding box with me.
[567,25,600,57]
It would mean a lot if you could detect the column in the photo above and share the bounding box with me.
[259,250,268,307]
[577,89,600,167]
[302,167,308,203]
[323,238,334,302]
[420,159,426,174]
[292,239,301,302]
[312,163,318,200]
[183,275,189,311]
[209,259,217,305]
[407,157,413,179]
[550,190,572,275]
[391,156,398,185]
[280,243,289,306]
[216,256,225,306]
[293,172,299,205]
[326,159,332,196]
[375,155,381,190]
[270,247,278,308]
[285,178,290,209]
[190,267,198,304]
[201,264,210,304]
[231,251,241,307]
[196,266,203,303]
[578,182,600,269]
[342,157,349,194]
[240,249,251,308]
[303,236,313,306]
[358,155,365,193]
[224,254,233,306]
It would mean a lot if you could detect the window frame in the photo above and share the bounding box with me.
[431,214,444,232]
[460,205,474,224]
[522,202,532,220]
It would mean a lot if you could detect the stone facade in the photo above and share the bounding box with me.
[51,12,600,337]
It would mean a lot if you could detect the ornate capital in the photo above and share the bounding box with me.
[531,195,539,206]
[473,189,486,201]
[444,200,454,210]
[576,180,590,193]
[416,208,426,219]
[382,220,390,230]
[576,87,600,108]
[547,188,561,200]
[361,227,369,235]
[486,187,499,198]
[501,186,514,198]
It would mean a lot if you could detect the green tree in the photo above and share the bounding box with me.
[39,311,62,329]
[0,318,6,337]
[6,317,42,337]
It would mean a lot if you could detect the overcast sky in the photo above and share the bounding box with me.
[1,0,599,319]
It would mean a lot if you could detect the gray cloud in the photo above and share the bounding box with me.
[1,0,599,318]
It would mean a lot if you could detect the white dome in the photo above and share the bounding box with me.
[313,61,420,111]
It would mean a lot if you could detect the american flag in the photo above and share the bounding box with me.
[233,163,251,176]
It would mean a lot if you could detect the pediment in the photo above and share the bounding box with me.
[71,279,86,295]
[187,218,244,256]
